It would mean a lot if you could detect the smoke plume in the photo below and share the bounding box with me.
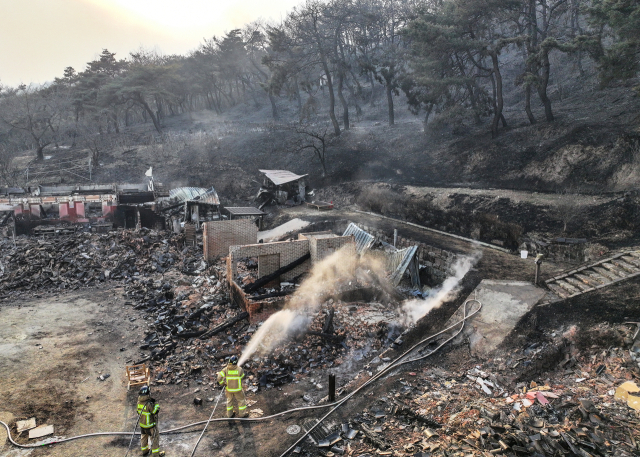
[398,253,480,326]
[239,246,389,365]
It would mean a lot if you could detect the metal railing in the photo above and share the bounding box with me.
[25,157,93,183]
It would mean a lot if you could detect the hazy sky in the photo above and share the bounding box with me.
[0,0,302,87]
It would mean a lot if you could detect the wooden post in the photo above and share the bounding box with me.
[329,374,336,402]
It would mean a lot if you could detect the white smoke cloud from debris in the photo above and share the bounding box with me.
[398,253,481,326]
[239,246,389,366]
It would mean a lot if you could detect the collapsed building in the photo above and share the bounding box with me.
[2,194,640,457]
[198,219,435,323]
[157,186,222,232]
[0,183,167,234]
[255,169,308,208]
[3,169,640,457]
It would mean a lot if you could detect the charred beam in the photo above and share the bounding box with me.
[244,253,310,293]
[248,290,291,301]
[322,306,335,334]
[199,312,249,339]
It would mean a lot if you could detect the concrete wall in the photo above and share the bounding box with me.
[203,219,258,261]
[228,239,311,282]
[308,235,356,264]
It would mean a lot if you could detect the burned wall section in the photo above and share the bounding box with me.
[300,232,356,263]
[354,223,458,284]
[203,219,258,262]
[228,239,311,322]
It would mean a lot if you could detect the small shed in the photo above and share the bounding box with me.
[257,170,308,206]
[166,187,221,228]
[223,206,266,229]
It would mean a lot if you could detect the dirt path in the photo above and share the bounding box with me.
[0,289,143,456]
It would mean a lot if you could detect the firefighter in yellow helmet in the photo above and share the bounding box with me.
[137,386,165,456]
[217,355,248,418]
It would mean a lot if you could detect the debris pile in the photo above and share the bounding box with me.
[305,326,640,457]
[0,229,191,297]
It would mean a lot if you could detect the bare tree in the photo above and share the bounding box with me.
[289,123,334,176]
[0,144,20,186]
[0,84,67,160]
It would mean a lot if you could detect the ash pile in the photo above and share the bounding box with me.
[0,227,411,392]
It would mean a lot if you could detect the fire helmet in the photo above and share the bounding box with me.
[229,355,239,365]
[139,385,150,396]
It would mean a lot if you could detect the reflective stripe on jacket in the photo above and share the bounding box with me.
[217,364,245,392]
[137,395,159,428]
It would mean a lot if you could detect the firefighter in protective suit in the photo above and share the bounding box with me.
[137,386,165,456]
[217,355,248,418]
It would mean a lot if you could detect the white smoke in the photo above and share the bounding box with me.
[398,253,480,326]
[238,246,389,366]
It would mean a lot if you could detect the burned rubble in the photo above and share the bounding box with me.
[2,203,639,457]
[296,324,640,457]
[0,229,198,297]
[0,226,411,397]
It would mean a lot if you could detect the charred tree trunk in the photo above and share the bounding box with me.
[134,94,162,134]
[369,71,376,107]
[537,48,554,122]
[268,92,279,121]
[293,78,303,115]
[525,85,537,124]
[385,83,395,126]
[321,57,341,136]
[490,51,505,138]
[35,142,48,161]
[337,70,349,130]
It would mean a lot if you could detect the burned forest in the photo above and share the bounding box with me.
[1,0,640,456]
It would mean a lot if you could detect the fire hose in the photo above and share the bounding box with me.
[189,386,224,457]
[0,299,481,455]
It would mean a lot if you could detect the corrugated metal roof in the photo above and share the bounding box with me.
[169,187,220,205]
[259,170,308,186]
[343,223,375,253]
[388,246,420,287]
